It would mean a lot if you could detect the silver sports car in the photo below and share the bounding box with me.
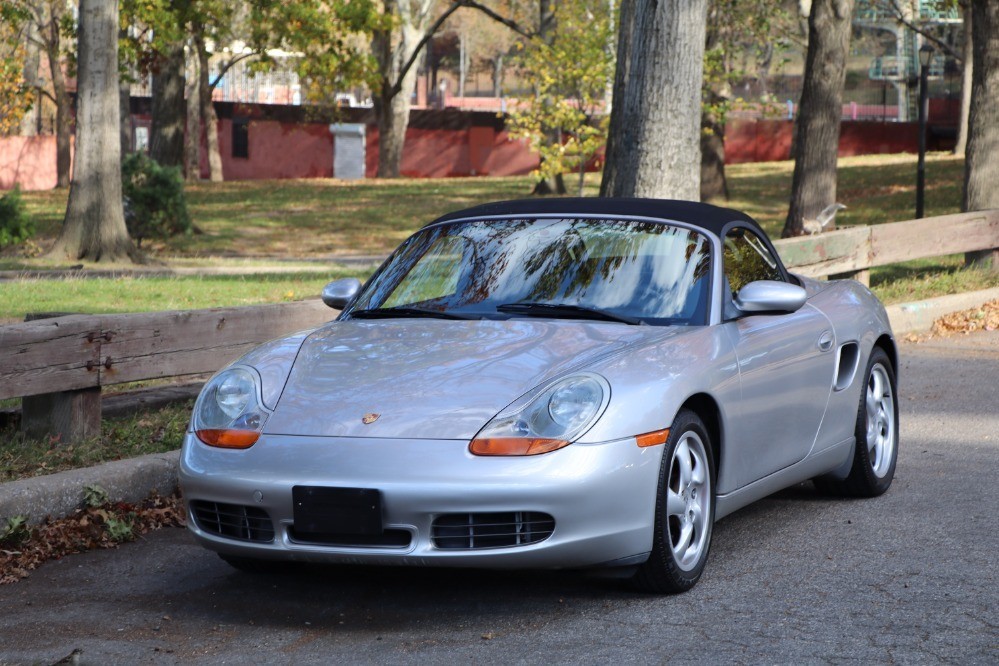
[180,198,898,593]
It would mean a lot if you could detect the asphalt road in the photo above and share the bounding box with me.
[1,332,996,665]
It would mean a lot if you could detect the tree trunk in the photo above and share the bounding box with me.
[194,31,223,182]
[48,0,134,264]
[531,0,566,195]
[954,1,972,155]
[119,79,131,159]
[41,1,71,188]
[373,71,416,178]
[150,41,186,168]
[492,54,503,98]
[700,111,728,202]
[699,8,728,202]
[781,0,855,238]
[962,0,999,271]
[372,0,431,179]
[184,44,201,180]
[600,0,708,200]
[600,0,636,198]
[19,22,41,136]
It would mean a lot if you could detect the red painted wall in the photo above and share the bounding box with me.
[724,118,955,164]
[206,118,334,181]
[0,136,74,191]
[1,101,961,192]
[362,124,537,178]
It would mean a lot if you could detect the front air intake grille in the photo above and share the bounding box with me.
[191,501,275,543]
[432,512,555,550]
[287,528,412,549]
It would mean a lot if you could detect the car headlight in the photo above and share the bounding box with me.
[470,374,609,456]
[193,367,270,449]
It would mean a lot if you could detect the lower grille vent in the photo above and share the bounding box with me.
[191,501,275,543]
[288,528,412,549]
[432,512,555,550]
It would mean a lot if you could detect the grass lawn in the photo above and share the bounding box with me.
[0,400,193,482]
[9,152,967,259]
[0,271,363,323]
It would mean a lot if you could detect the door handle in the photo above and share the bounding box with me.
[818,331,834,352]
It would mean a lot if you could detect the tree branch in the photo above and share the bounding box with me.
[888,0,962,62]
[388,1,465,97]
[209,51,259,91]
[389,0,532,98]
[463,0,531,39]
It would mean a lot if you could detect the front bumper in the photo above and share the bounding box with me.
[179,432,662,569]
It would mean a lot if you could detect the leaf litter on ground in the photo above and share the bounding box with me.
[0,491,185,584]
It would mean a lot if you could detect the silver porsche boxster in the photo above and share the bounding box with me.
[180,198,899,593]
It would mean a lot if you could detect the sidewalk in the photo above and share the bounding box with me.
[0,255,387,282]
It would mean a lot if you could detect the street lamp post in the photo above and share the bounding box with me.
[916,44,933,219]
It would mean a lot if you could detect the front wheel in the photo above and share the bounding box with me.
[632,409,715,594]
[816,347,898,497]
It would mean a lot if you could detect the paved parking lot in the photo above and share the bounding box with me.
[1,332,996,665]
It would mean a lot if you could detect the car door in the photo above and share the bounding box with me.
[720,227,836,489]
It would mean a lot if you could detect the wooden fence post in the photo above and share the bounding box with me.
[965,248,999,271]
[21,389,101,442]
[19,313,103,445]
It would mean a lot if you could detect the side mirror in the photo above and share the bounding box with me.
[321,277,362,310]
[735,280,807,314]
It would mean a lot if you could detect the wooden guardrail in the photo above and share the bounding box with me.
[773,209,999,284]
[1,210,996,444]
[1,300,334,442]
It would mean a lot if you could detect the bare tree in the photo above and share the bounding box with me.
[600,0,709,200]
[370,0,529,178]
[16,0,73,187]
[48,0,135,263]
[963,0,999,268]
[781,0,855,238]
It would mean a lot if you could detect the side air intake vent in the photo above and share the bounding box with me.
[835,342,861,392]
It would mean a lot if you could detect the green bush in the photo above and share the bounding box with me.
[0,186,34,249]
[121,152,192,247]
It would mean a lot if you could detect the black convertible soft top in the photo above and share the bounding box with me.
[429,197,766,239]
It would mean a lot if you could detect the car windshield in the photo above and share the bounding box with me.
[346,217,713,326]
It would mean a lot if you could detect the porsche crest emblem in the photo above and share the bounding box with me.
[361,413,381,425]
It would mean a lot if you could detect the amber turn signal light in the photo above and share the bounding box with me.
[635,428,670,448]
[196,429,260,449]
[469,437,571,456]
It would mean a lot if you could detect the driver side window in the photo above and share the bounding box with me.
[723,227,782,297]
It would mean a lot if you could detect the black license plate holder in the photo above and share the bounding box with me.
[292,486,383,535]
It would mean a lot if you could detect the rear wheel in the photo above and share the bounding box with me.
[816,347,898,497]
[632,409,714,594]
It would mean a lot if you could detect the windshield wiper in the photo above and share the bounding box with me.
[496,302,644,325]
[348,306,476,320]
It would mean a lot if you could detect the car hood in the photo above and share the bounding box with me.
[263,318,678,439]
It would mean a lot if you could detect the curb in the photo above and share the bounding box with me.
[2,287,996,527]
[0,451,180,526]
[885,286,999,335]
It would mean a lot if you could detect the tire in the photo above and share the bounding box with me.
[218,553,288,574]
[815,347,898,497]
[632,409,715,594]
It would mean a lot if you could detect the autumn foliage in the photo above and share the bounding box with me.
[0,492,185,585]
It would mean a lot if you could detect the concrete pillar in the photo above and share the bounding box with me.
[330,123,366,180]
